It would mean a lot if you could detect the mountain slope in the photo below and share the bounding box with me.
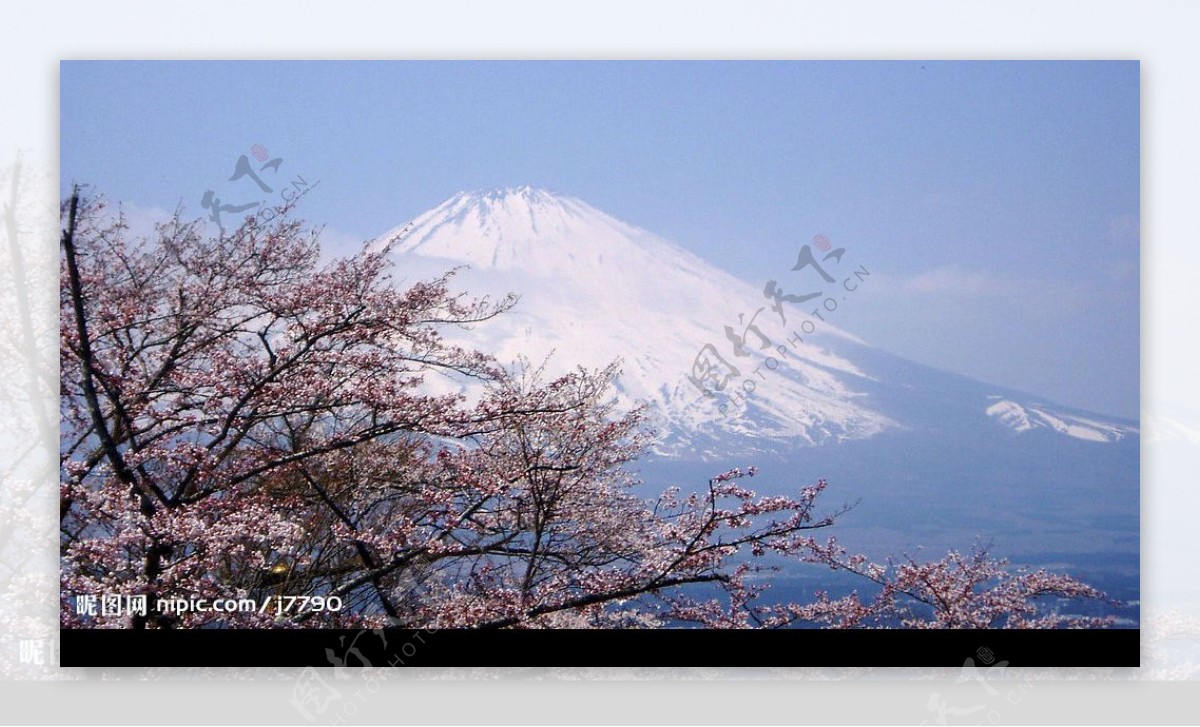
[371,187,1137,458]
[366,185,1139,616]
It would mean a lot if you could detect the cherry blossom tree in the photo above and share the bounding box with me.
[60,190,1111,630]
[778,539,1114,629]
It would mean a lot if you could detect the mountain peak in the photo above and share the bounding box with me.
[372,186,680,275]
[365,188,1135,456]
[436,185,563,213]
[367,187,885,453]
[369,186,570,257]
[454,185,554,202]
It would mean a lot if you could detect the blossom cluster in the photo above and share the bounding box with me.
[59,193,1112,630]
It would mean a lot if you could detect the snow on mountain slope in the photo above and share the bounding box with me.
[985,397,1137,443]
[369,187,1134,457]
[372,187,889,453]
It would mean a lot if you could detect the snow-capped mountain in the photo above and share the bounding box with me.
[368,188,1138,580]
[370,186,1137,456]
[985,398,1134,443]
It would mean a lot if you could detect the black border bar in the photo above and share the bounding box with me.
[61,628,1138,667]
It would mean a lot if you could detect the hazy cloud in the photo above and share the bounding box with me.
[902,266,1013,295]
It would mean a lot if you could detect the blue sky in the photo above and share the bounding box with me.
[60,60,1139,418]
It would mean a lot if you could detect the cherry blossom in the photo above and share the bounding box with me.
[60,191,1112,630]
